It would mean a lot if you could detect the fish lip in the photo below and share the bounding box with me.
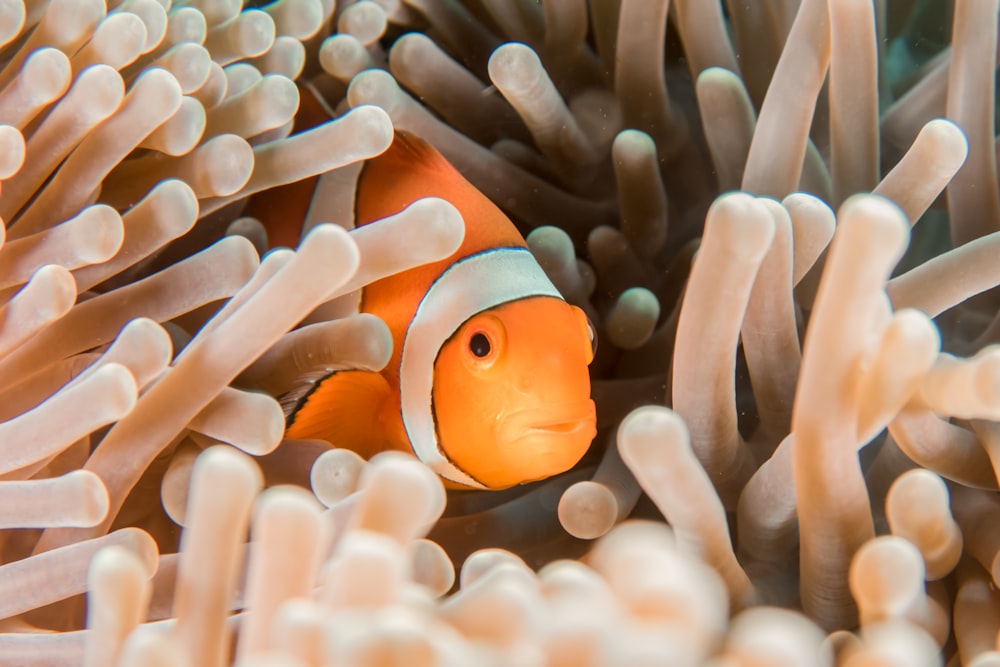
[498,402,597,442]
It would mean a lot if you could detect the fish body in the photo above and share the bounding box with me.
[280,126,596,490]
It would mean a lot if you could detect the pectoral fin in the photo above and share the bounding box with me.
[283,370,396,459]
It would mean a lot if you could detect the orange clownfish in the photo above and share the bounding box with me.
[273,129,597,490]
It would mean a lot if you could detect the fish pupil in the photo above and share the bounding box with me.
[470,332,492,358]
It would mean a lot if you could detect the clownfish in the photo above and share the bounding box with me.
[257,107,596,490]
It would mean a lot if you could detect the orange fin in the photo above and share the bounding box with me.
[283,370,394,459]
[375,130,455,174]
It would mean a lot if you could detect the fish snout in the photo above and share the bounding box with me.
[498,403,596,441]
[494,401,597,482]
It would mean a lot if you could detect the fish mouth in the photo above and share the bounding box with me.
[498,402,597,443]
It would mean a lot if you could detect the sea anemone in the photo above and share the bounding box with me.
[0,0,996,665]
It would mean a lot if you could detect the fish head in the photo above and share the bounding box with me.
[432,296,597,489]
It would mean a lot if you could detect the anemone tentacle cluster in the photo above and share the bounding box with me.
[0,0,996,665]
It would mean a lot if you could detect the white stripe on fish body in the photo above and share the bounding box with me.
[398,246,564,489]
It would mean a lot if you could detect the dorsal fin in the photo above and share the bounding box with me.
[373,130,458,176]
[352,130,471,227]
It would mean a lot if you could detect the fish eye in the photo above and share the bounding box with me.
[469,332,492,358]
